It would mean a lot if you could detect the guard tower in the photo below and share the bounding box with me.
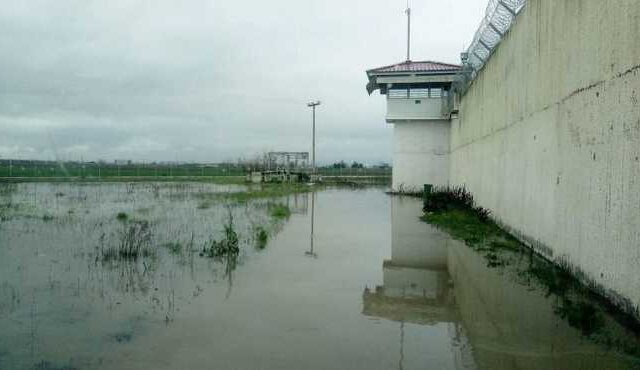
[366,60,460,192]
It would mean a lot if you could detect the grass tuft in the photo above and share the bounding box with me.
[201,212,239,259]
[162,242,182,255]
[424,186,490,221]
[269,204,291,219]
[102,220,153,261]
[255,226,268,249]
[196,202,212,210]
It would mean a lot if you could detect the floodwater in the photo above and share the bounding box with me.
[0,183,639,370]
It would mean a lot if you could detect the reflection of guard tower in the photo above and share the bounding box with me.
[362,197,456,324]
[362,196,475,369]
[366,61,460,192]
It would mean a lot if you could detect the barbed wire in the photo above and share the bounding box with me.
[465,0,527,75]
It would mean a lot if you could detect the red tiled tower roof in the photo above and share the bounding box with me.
[367,60,461,74]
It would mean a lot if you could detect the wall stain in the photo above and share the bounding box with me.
[561,80,606,105]
[453,62,640,152]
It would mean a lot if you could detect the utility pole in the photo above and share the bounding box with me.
[405,4,411,61]
[307,100,321,174]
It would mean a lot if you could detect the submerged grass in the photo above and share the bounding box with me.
[162,242,183,255]
[0,201,45,222]
[269,204,291,219]
[201,211,239,259]
[555,298,605,336]
[0,183,16,195]
[102,220,153,262]
[420,186,616,340]
[196,183,313,205]
[421,208,520,255]
[197,201,212,210]
[254,226,268,249]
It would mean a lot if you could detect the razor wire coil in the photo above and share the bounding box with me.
[466,0,527,72]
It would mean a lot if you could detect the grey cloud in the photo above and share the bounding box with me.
[0,0,487,164]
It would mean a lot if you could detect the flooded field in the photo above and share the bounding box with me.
[0,183,639,369]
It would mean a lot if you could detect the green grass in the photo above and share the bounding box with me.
[195,183,314,204]
[554,298,605,336]
[0,161,246,178]
[423,205,610,337]
[227,184,312,203]
[0,161,392,179]
[420,188,614,340]
[0,175,247,185]
[421,209,519,252]
[269,204,291,219]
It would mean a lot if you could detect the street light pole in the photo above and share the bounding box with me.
[307,100,321,174]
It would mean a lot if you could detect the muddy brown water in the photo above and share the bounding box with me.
[0,183,638,370]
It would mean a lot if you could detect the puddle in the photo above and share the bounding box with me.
[0,183,637,369]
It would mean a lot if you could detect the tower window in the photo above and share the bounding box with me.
[409,88,428,98]
[388,89,408,99]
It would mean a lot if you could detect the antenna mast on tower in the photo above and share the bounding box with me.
[405,1,411,61]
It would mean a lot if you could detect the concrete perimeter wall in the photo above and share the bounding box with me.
[393,121,450,192]
[451,0,640,318]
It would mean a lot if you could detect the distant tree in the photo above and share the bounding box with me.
[332,161,347,169]
[350,161,364,169]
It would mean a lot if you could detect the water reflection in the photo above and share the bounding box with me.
[363,197,474,369]
[284,192,309,215]
[305,191,317,258]
[364,196,640,370]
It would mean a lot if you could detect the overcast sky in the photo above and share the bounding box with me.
[0,0,487,164]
